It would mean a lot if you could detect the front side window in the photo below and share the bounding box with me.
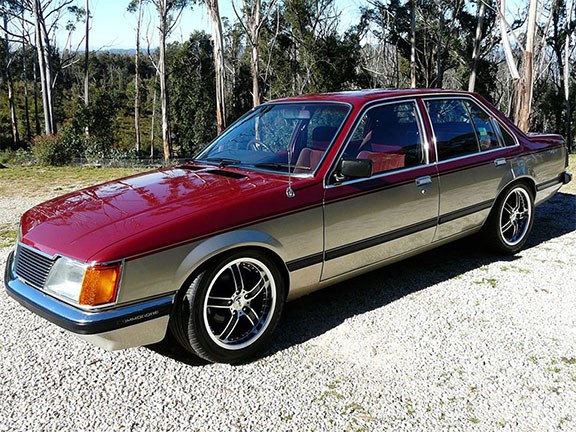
[341,101,424,175]
[196,103,349,173]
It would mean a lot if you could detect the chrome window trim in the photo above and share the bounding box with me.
[491,118,520,148]
[325,163,435,189]
[421,95,520,165]
[324,98,431,188]
[196,101,353,178]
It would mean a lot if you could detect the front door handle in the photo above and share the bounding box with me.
[416,176,432,187]
[494,158,507,167]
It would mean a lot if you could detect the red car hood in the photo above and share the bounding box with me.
[20,166,306,263]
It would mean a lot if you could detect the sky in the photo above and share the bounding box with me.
[70,0,366,51]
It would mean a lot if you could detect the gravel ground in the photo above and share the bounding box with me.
[1,186,575,432]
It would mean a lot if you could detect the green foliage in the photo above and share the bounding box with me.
[32,134,72,166]
[70,90,118,144]
[168,32,218,156]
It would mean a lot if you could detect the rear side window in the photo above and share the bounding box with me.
[425,99,479,160]
[492,120,517,147]
[464,101,501,151]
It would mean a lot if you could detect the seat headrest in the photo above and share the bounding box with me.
[312,126,337,148]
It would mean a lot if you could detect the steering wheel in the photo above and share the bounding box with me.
[246,139,273,152]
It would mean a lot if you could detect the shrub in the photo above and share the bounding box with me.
[32,134,72,166]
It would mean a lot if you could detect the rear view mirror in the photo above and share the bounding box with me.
[339,158,373,179]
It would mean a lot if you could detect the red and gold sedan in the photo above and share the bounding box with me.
[5,89,572,363]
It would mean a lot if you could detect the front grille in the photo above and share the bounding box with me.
[14,245,55,290]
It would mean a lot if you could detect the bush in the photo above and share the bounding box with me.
[32,134,72,166]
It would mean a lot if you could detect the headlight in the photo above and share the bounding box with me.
[44,258,87,303]
[44,258,121,307]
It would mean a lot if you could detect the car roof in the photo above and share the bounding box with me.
[270,88,476,106]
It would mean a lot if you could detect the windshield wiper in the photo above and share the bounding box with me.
[253,163,310,172]
[204,157,243,167]
[253,163,290,170]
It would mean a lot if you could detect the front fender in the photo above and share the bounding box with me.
[174,229,285,288]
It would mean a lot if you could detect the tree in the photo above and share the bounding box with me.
[232,0,276,107]
[205,0,226,133]
[468,0,487,92]
[148,0,188,160]
[2,11,20,145]
[168,33,217,155]
[513,0,538,131]
[128,0,144,154]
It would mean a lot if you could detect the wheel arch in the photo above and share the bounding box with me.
[173,230,291,302]
[482,176,536,229]
[500,176,537,201]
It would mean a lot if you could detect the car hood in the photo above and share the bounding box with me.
[19,165,303,263]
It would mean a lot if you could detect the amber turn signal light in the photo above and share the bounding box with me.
[79,264,121,306]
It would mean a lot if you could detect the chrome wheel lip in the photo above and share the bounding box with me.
[499,187,532,247]
[203,257,277,351]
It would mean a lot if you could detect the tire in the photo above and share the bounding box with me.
[483,183,534,254]
[170,250,285,364]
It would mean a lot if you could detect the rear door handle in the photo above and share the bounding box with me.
[494,158,506,167]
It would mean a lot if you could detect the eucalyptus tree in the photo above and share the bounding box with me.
[1,2,20,145]
[231,0,277,107]
[146,0,188,160]
[204,0,226,133]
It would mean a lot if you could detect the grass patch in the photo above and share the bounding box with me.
[561,357,576,365]
[0,166,149,199]
[473,277,497,288]
[0,224,17,248]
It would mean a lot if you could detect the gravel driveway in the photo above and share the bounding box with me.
[1,186,575,431]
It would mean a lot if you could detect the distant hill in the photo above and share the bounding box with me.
[101,48,138,55]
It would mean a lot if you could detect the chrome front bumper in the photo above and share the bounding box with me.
[4,251,173,350]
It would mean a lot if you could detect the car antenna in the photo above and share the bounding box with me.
[286,135,296,198]
[286,144,296,198]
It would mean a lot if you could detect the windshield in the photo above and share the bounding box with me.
[196,102,350,173]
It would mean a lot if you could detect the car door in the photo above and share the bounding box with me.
[322,99,439,281]
[422,97,517,241]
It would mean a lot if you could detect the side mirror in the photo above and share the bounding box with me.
[338,158,373,179]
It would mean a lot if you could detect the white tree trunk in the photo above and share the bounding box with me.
[206,0,226,133]
[158,6,171,161]
[514,0,538,132]
[135,0,143,155]
[3,15,19,145]
[499,0,520,80]
[33,0,54,135]
[468,0,486,92]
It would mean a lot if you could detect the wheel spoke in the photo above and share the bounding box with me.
[207,296,232,309]
[218,313,240,341]
[245,273,268,301]
[512,219,520,239]
[501,219,514,233]
[244,306,260,327]
[230,263,245,293]
[503,202,515,215]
